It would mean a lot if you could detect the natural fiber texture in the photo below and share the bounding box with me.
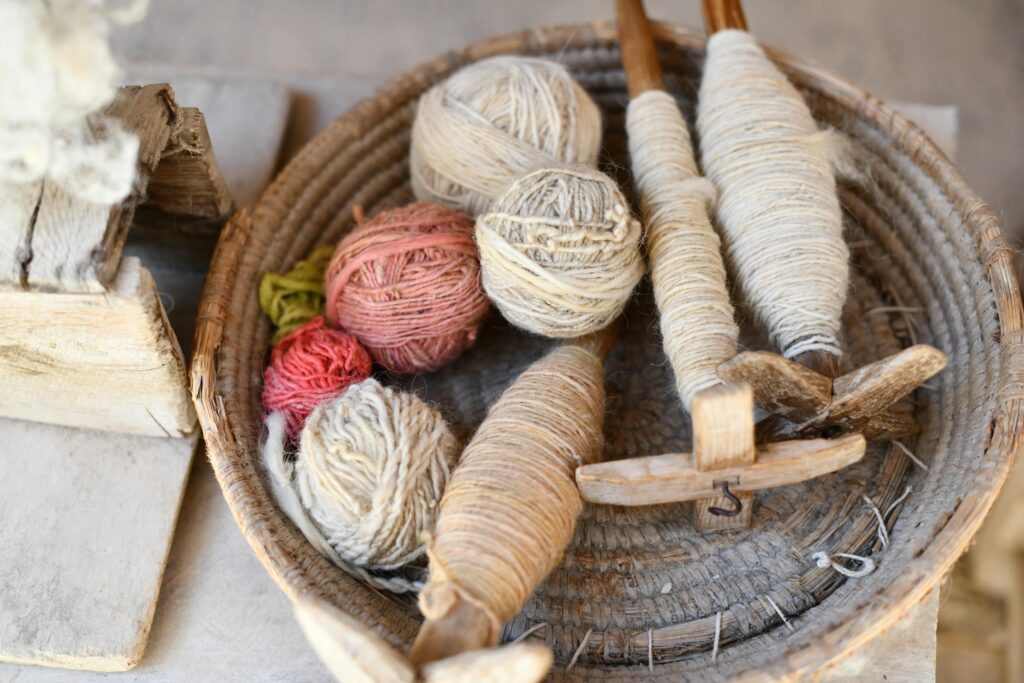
[261,411,423,593]
[626,90,738,409]
[0,0,145,203]
[476,166,644,338]
[324,202,489,374]
[420,345,605,632]
[410,55,602,217]
[293,378,460,571]
[260,246,334,344]
[192,23,1023,681]
[698,29,851,360]
[262,316,372,438]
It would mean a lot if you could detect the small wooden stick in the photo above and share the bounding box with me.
[577,384,867,511]
[617,0,664,96]
[702,0,748,33]
[692,384,756,531]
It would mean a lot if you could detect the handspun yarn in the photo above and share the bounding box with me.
[324,202,490,375]
[262,316,372,439]
[475,165,645,338]
[697,29,850,360]
[419,345,605,634]
[260,246,335,344]
[410,55,602,217]
[626,90,739,409]
[294,378,460,571]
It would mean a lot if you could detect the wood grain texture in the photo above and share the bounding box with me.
[718,351,833,421]
[0,419,196,670]
[576,433,865,506]
[616,0,663,97]
[142,107,233,222]
[16,85,179,292]
[0,256,196,437]
[692,384,755,531]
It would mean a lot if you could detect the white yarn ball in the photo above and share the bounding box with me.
[295,378,459,571]
[410,55,602,217]
[475,165,645,338]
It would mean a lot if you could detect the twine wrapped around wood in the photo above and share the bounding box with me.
[410,55,602,217]
[475,166,645,338]
[697,29,852,360]
[627,90,738,408]
[418,345,605,635]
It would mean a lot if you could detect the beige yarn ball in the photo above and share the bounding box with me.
[410,55,602,217]
[295,378,459,571]
[475,165,645,338]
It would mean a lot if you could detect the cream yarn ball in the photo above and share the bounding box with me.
[410,55,602,217]
[293,378,459,571]
[475,165,645,338]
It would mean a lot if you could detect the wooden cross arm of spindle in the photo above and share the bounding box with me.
[719,344,947,441]
[294,594,552,683]
[576,433,865,506]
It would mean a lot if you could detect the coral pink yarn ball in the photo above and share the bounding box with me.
[324,202,490,374]
[262,316,372,438]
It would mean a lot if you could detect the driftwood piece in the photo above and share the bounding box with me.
[0,256,196,437]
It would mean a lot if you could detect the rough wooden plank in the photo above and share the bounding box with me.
[692,384,755,532]
[576,434,865,506]
[0,256,196,437]
[143,107,233,222]
[21,85,179,292]
[829,344,948,423]
[0,419,196,671]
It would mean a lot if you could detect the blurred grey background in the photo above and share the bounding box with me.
[112,0,1024,248]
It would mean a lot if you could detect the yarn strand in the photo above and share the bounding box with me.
[697,30,850,359]
[627,90,739,409]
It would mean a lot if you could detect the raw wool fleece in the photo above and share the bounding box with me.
[475,165,645,338]
[410,55,602,217]
[0,0,145,204]
[698,29,851,360]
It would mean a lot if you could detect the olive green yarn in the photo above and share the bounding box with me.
[260,246,335,344]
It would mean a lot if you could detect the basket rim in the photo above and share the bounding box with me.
[190,20,1024,680]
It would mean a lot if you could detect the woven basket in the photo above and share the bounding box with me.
[192,21,1024,681]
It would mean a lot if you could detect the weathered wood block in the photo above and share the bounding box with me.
[0,83,232,437]
[0,256,195,437]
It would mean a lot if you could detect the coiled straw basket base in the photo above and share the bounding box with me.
[192,21,1024,681]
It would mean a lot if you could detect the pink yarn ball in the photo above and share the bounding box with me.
[262,316,373,438]
[324,202,490,374]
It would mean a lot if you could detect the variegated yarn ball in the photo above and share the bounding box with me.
[410,55,602,217]
[475,165,645,338]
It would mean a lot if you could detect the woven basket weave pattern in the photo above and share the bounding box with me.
[191,22,1023,681]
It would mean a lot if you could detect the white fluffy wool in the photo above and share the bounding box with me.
[0,0,145,204]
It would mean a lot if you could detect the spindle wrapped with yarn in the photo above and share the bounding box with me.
[290,378,459,571]
[475,165,645,338]
[262,316,373,438]
[410,55,602,217]
[324,202,490,375]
